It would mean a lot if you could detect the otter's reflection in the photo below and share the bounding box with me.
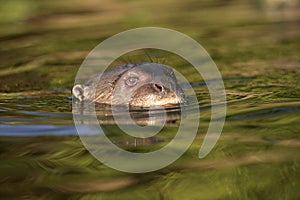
[72,102,181,147]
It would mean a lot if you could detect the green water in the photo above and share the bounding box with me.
[0,0,299,199]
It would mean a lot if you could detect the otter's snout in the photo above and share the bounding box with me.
[129,81,184,107]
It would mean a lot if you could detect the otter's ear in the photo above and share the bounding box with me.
[72,84,85,101]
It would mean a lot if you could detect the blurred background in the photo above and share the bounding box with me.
[0,0,299,199]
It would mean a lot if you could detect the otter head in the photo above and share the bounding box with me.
[73,63,185,107]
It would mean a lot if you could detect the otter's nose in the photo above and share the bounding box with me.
[153,83,164,94]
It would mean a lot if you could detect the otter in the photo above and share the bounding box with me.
[72,62,185,107]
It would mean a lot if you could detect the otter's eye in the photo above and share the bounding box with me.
[126,77,138,86]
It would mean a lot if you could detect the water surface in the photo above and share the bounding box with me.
[0,0,299,199]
